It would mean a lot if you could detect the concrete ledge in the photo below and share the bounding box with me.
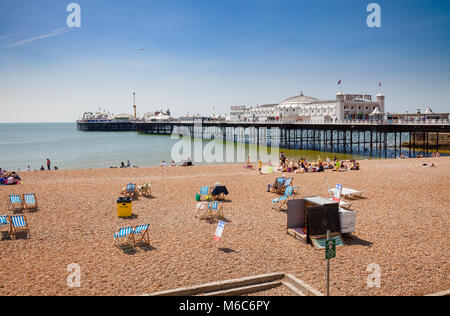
[426,289,450,296]
[284,274,324,296]
[204,281,282,296]
[148,272,323,296]
[282,281,305,296]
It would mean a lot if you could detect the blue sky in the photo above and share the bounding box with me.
[0,0,449,122]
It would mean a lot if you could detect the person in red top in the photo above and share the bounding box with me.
[46,158,51,171]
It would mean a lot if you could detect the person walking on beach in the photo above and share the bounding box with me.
[126,160,131,168]
[46,158,51,171]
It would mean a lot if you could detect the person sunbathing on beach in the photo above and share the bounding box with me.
[338,161,348,172]
[333,161,340,171]
[244,155,253,169]
[268,175,286,192]
[287,160,295,173]
[350,160,360,170]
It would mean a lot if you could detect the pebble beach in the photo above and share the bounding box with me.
[0,157,449,296]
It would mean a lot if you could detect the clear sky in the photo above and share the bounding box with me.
[0,0,449,122]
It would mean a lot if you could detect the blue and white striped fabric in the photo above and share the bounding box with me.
[272,186,294,204]
[208,202,219,210]
[134,224,149,234]
[10,215,26,228]
[114,226,133,239]
[284,178,293,187]
[126,184,136,193]
[24,194,36,205]
[0,215,8,226]
[9,195,22,204]
[285,186,294,196]
[200,186,210,195]
[272,196,287,203]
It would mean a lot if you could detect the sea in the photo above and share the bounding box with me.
[1,123,369,171]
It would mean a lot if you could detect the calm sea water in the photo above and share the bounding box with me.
[0,123,365,171]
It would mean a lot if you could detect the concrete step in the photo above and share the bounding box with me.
[202,281,282,296]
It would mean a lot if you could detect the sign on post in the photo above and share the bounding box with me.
[214,221,226,241]
[325,239,336,259]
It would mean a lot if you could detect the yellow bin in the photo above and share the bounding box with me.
[117,197,132,217]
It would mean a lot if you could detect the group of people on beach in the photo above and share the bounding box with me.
[1,159,58,181]
[244,152,360,174]
[161,158,193,167]
[120,161,132,168]
[0,168,21,185]
[31,158,59,171]
[276,152,360,174]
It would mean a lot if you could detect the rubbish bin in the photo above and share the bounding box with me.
[117,197,132,218]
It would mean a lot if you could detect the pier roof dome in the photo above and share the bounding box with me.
[278,92,318,108]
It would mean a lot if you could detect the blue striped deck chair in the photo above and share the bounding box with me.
[133,224,150,246]
[199,186,211,200]
[9,215,30,239]
[114,226,135,251]
[9,194,24,213]
[272,186,296,211]
[123,183,138,199]
[0,215,8,226]
[208,201,224,218]
[270,177,285,194]
[0,215,8,233]
[277,177,294,195]
[23,193,38,211]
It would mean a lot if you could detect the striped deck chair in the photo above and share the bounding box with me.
[139,183,151,197]
[114,226,135,251]
[277,177,294,195]
[208,201,224,218]
[23,193,38,211]
[0,215,8,234]
[123,183,138,199]
[9,215,30,239]
[270,177,285,193]
[9,194,24,213]
[133,224,150,246]
[272,186,296,211]
[199,186,211,200]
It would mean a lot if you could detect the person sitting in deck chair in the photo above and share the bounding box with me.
[210,182,229,201]
[268,176,286,193]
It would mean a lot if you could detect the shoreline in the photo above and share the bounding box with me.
[4,154,445,173]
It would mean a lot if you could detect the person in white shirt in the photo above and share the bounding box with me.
[161,161,166,167]
[7,176,15,185]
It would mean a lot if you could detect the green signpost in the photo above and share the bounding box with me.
[325,230,335,296]
[325,239,336,259]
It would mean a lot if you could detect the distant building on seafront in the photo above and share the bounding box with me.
[229,91,385,122]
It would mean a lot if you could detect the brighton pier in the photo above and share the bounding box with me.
[77,118,450,158]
